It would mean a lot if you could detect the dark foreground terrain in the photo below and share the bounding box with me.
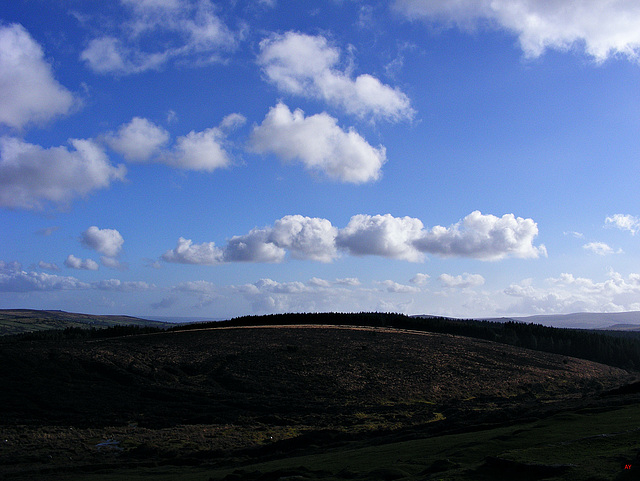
[1,319,639,480]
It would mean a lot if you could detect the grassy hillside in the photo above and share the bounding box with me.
[0,309,169,335]
[1,322,637,480]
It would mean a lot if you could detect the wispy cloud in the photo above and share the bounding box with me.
[80,0,238,75]
[605,214,640,235]
[583,242,622,256]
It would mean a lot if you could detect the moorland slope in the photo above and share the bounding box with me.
[1,323,636,480]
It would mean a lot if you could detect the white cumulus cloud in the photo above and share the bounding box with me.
[162,237,225,264]
[0,137,126,210]
[104,115,242,171]
[394,0,640,62]
[165,126,232,171]
[64,254,99,271]
[104,117,170,162]
[439,272,485,288]
[0,23,75,129]
[258,32,414,121]
[164,215,336,265]
[163,211,545,265]
[269,215,338,262]
[410,273,430,285]
[250,103,386,184]
[81,226,124,257]
[415,211,546,261]
[337,214,425,261]
[223,229,287,263]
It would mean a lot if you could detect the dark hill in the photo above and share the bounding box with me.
[1,325,630,428]
[0,323,636,480]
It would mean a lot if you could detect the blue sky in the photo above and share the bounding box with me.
[2,0,640,320]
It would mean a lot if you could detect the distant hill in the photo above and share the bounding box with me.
[0,309,169,336]
[481,311,640,330]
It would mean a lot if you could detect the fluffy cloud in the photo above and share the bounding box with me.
[394,0,640,62]
[415,211,546,261]
[81,0,237,75]
[250,103,386,184]
[0,260,89,291]
[223,229,286,263]
[164,211,545,265]
[439,273,485,288]
[410,273,430,285]
[104,115,242,171]
[337,214,425,261]
[81,226,124,257]
[583,242,621,256]
[64,255,99,271]
[0,137,126,210]
[258,32,414,121]
[268,215,338,262]
[162,237,224,264]
[605,214,640,235]
[165,127,231,171]
[164,215,337,264]
[0,24,75,129]
[104,117,170,161]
